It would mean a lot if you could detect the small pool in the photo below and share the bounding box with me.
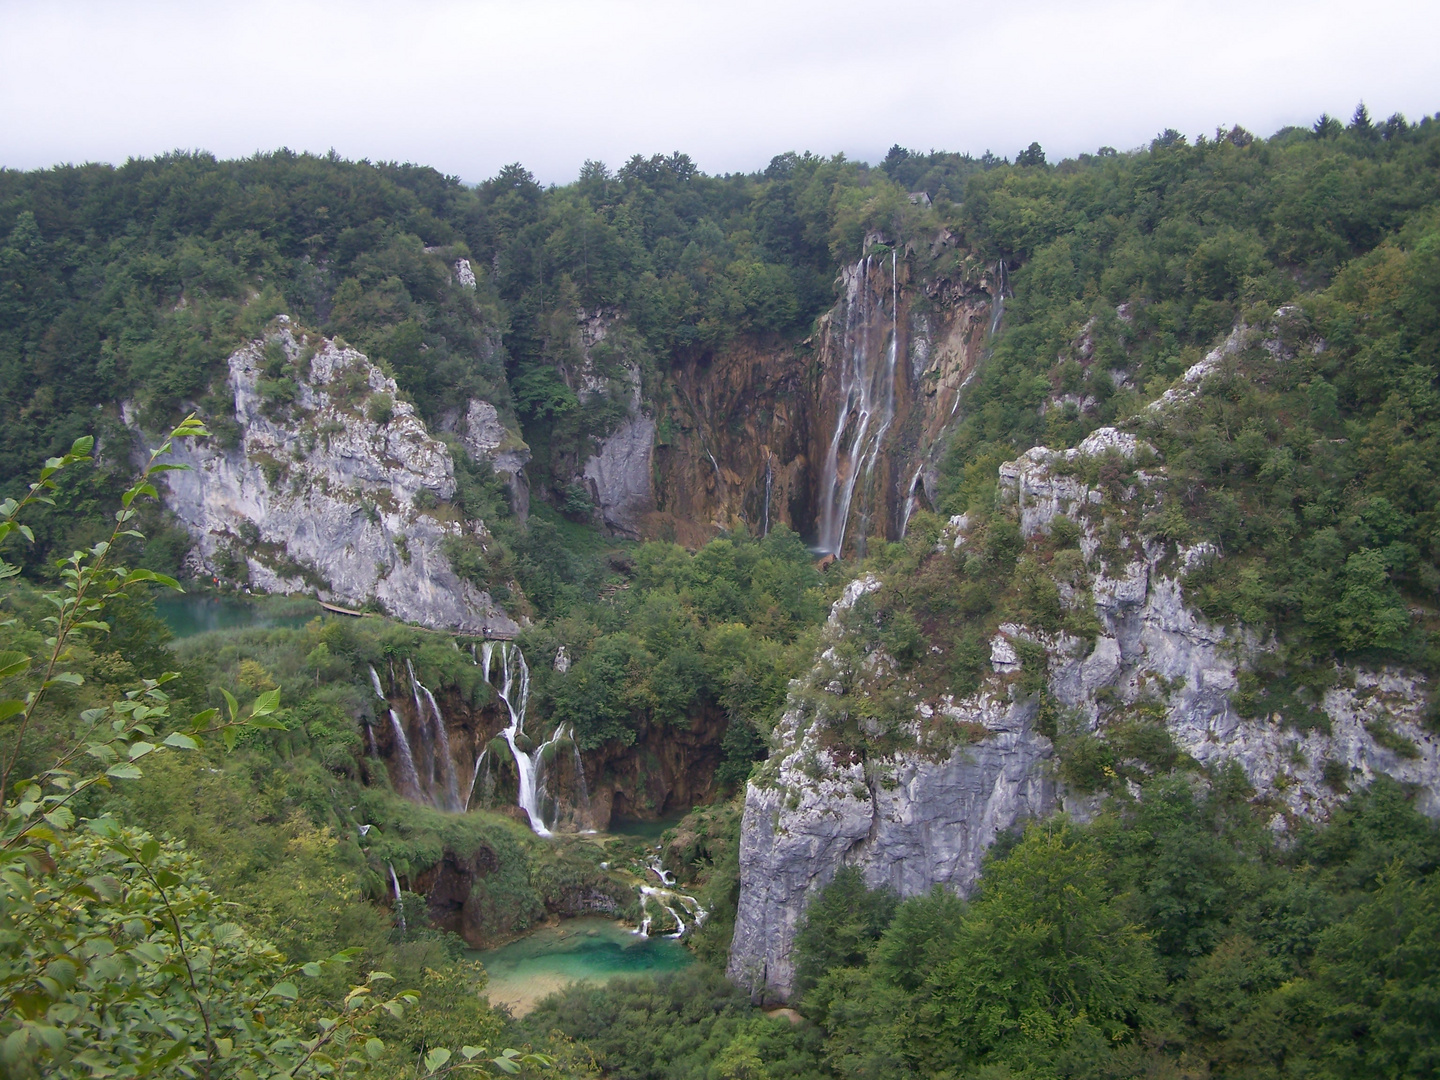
[605,812,689,842]
[154,595,320,639]
[471,917,692,1015]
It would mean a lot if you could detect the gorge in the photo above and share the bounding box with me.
[4,112,1440,1078]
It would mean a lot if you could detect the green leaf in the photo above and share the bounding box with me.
[267,981,299,1000]
[250,688,282,717]
[162,732,199,750]
[423,1047,451,1073]
[301,962,323,977]
[0,699,25,722]
[492,1057,521,1074]
[127,741,157,760]
[87,817,122,838]
[139,839,160,863]
[42,808,74,831]
[365,1038,385,1061]
[221,687,239,723]
[104,763,142,780]
[45,672,83,688]
[186,707,219,729]
[0,652,31,680]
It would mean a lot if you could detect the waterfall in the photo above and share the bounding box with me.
[404,660,432,791]
[816,248,900,556]
[989,259,1007,339]
[408,660,461,811]
[364,720,379,758]
[531,722,574,832]
[479,642,552,836]
[464,747,488,811]
[370,665,422,802]
[762,454,773,537]
[899,462,927,539]
[638,884,706,939]
[571,741,593,830]
[389,863,407,934]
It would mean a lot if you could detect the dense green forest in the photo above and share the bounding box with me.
[3,104,1440,1080]
[525,774,1440,1080]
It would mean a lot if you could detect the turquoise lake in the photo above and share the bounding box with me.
[471,917,692,1015]
[154,595,321,639]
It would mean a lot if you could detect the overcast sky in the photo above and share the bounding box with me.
[2,0,1437,186]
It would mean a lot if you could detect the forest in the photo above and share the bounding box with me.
[2,104,1439,1079]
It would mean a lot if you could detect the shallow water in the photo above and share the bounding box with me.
[471,917,692,1015]
[605,812,688,842]
[154,596,318,639]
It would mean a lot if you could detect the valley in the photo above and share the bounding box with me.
[2,110,1440,1078]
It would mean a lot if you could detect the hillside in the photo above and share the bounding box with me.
[2,106,1440,1079]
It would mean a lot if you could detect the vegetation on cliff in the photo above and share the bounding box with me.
[4,102,1440,1080]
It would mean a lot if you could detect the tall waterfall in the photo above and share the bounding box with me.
[479,641,569,837]
[369,665,422,801]
[817,248,900,556]
[407,660,461,811]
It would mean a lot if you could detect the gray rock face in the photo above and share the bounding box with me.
[144,322,518,636]
[583,412,655,539]
[580,356,655,539]
[728,426,1440,1002]
[444,398,532,522]
[727,575,1056,1000]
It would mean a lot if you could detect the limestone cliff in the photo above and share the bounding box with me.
[652,252,995,550]
[144,319,519,636]
[727,416,1440,1002]
[440,397,532,522]
[549,252,997,548]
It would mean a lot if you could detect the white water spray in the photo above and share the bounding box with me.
[464,746,489,811]
[762,454,773,537]
[480,643,552,836]
[389,863,407,934]
[407,660,461,811]
[370,665,422,802]
[817,248,900,556]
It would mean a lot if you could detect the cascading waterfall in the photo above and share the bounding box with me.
[899,462,927,539]
[989,259,1007,338]
[368,643,589,832]
[531,722,576,830]
[389,862,407,933]
[637,884,707,939]
[479,642,552,836]
[407,659,461,811]
[762,454,773,537]
[570,741,593,830]
[464,747,488,811]
[370,665,422,802]
[817,248,900,556]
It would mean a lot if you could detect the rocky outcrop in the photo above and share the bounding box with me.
[728,426,1440,1002]
[442,397,532,521]
[726,574,1057,1000]
[145,319,518,636]
[583,411,656,540]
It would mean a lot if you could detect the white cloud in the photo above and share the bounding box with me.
[2,0,1436,183]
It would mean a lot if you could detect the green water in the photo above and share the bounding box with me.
[606,812,688,842]
[471,917,691,1015]
[154,595,320,639]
